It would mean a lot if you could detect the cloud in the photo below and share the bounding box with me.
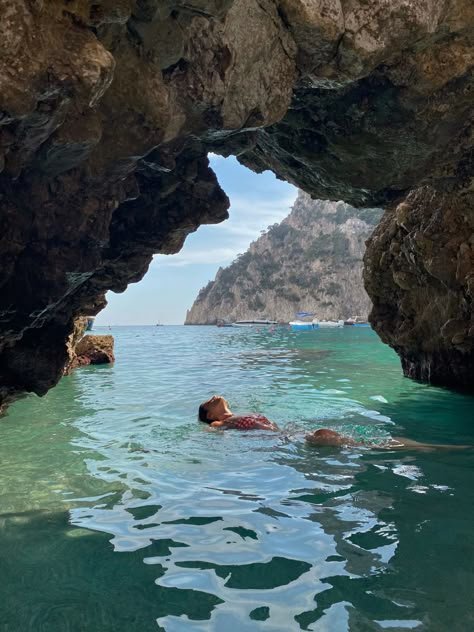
[153,247,237,268]
[227,193,296,220]
[151,187,297,272]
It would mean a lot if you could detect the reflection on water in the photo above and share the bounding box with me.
[1,326,474,631]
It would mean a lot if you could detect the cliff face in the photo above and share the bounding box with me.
[1,0,474,403]
[185,193,381,324]
[365,188,474,387]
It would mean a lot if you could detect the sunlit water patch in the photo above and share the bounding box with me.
[1,326,474,631]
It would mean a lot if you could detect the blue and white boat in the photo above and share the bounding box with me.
[344,318,370,328]
[314,319,344,328]
[289,312,318,331]
[289,321,318,331]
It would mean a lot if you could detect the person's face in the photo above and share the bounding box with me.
[203,396,229,421]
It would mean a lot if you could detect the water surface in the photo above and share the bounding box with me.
[1,326,473,631]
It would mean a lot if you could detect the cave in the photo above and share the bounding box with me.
[1,0,473,409]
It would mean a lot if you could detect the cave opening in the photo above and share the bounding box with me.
[96,156,297,327]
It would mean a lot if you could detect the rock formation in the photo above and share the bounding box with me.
[64,316,90,373]
[0,0,474,402]
[365,188,474,387]
[66,334,115,372]
[63,316,114,373]
[185,193,382,324]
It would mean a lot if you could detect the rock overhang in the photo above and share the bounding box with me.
[0,0,473,405]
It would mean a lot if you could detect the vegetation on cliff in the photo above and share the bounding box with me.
[185,193,382,324]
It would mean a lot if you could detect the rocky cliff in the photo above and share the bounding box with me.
[185,193,381,324]
[1,0,474,404]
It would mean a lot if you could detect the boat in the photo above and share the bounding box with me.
[232,319,278,327]
[289,310,344,330]
[314,319,344,328]
[289,312,318,331]
[344,317,370,327]
[85,316,95,331]
[216,320,234,328]
[289,321,318,331]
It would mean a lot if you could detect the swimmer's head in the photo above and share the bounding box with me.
[198,403,211,423]
[198,395,229,423]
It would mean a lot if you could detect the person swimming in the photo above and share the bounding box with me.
[198,396,279,431]
[198,397,471,449]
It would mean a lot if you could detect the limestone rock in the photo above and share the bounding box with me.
[63,316,90,375]
[364,187,474,387]
[185,192,382,324]
[68,335,115,371]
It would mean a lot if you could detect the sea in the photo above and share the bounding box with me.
[1,325,473,632]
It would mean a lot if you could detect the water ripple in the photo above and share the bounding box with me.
[1,326,474,631]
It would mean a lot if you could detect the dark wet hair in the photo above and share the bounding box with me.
[198,403,211,423]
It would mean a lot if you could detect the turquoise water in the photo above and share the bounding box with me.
[1,325,474,631]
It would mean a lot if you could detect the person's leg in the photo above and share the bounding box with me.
[391,437,472,450]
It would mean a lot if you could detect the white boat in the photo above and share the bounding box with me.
[289,311,318,331]
[314,319,344,328]
[232,319,278,327]
[289,321,318,331]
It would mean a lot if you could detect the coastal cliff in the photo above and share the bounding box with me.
[1,0,474,403]
[185,193,382,324]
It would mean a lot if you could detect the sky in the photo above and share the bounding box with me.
[95,155,297,325]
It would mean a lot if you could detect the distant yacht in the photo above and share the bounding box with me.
[216,320,234,328]
[315,319,344,328]
[233,319,278,327]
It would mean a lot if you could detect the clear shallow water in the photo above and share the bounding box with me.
[1,325,474,631]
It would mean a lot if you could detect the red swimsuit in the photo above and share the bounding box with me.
[229,414,274,430]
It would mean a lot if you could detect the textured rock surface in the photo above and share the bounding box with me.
[64,316,90,375]
[0,0,474,402]
[68,334,115,371]
[365,187,474,387]
[186,192,381,324]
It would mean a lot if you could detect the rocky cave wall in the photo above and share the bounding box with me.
[0,0,473,406]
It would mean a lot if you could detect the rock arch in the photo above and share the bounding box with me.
[0,0,473,405]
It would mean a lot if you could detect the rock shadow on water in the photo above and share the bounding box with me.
[361,386,474,445]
